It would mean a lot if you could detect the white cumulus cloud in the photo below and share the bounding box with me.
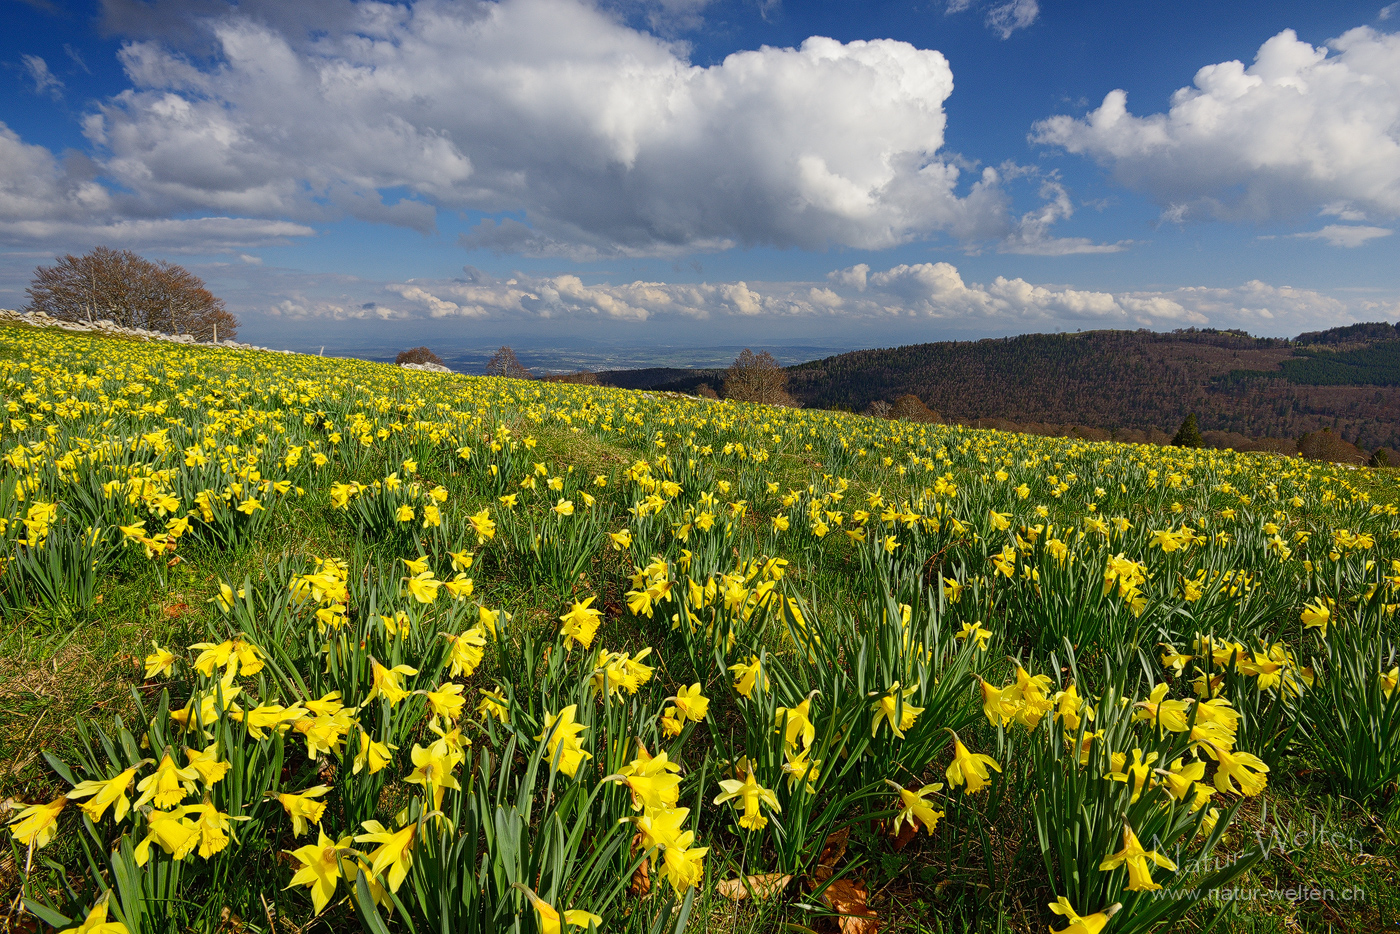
[81,0,1024,257]
[1033,27,1400,224]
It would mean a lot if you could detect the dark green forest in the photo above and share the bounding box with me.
[1274,342,1400,386]
[604,324,1400,453]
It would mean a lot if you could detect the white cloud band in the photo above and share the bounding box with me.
[256,262,1392,338]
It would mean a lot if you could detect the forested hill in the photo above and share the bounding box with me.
[780,325,1400,451]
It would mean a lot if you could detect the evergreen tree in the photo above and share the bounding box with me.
[1172,413,1204,448]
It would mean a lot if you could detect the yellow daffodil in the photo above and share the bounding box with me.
[8,797,66,849]
[1301,597,1333,637]
[605,743,682,811]
[516,885,603,934]
[671,683,709,722]
[67,765,145,824]
[367,659,419,706]
[559,596,603,650]
[352,728,397,775]
[871,682,923,739]
[888,780,944,836]
[285,829,356,915]
[56,893,129,934]
[1098,823,1177,891]
[944,732,1001,795]
[355,820,417,893]
[143,641,177,679]
[775,694,817,750]
[405,738,463,812]
[713,769,780,831]
[477,688,510,723]
[133,748,199,810]
[444,625,488,677]
[1049,897,1120,934]
[728,655,767,698]
[276,785,331,836]
[536,705,592,778]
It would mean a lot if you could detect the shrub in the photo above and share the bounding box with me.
[543,371,599,384]
[1297,428,1367,465]
[890,393,940,422]
[396,346,445,366]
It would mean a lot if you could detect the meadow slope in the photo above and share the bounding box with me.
[2,322,1400,934]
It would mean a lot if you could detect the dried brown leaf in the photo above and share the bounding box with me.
[890,818,920,852]
[629,832,651,896]
[821,878,879,934]
[715,872,792,902]
[818,827,849,868]
[806,826,851,889]
[629,856,651,897]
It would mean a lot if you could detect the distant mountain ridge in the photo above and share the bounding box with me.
[602,324,1400,452]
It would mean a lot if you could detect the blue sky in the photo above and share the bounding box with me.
[2,0,1399,359]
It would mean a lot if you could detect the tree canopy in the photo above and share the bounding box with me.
[485,346,532,379]
[26,246,237,341]
[723,349,795,405]
[396,346,444,366]
[1171,413,1204,448]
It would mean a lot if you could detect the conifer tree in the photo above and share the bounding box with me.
[1171,414,1204,448]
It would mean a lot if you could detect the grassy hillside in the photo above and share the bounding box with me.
[784,326,1400,450]
[603,325,1400,451]
[2,322,1400,934]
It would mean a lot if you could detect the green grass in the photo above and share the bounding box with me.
[3,324,1400,934]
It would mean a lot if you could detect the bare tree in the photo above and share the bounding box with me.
[722,349,795,405]
[25,247,236,340]
[890,393,940,422]
[485,346,532,379]
[865,399,892,418]
[1297,428,1367,465]
[396,346,445,366]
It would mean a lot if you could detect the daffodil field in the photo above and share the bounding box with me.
[3,322,1400,934]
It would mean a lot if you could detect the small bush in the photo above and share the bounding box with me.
[890,394,940,422]
[1297,428,1367,465]
[396,346,445,366]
